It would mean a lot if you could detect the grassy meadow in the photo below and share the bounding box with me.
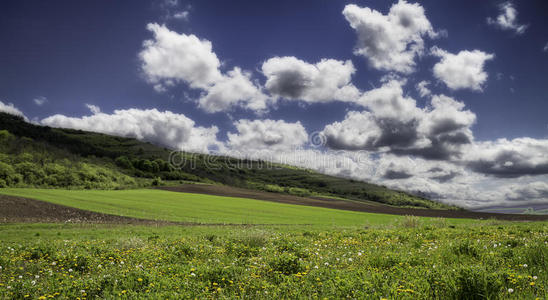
[0,221,546,299]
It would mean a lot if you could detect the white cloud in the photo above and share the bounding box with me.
[544,42,548,52]
[462,138,548,178]
[33,96,47,106]
[172,11,189,20]
[198,68,269,113]
[487,1,528,35]
[322,81,476,160]
[0,100,27,120]
[227,119,308,152]
[262,56,360,103]
[342,0,437,74]
[85,104,101,114]
[356,79,423,120]
[41,106,221,153]
[139,23,269,113]
[431,47,494,91]
[140,23,222,90]
[322,110,383,151]
[415,80,431,97]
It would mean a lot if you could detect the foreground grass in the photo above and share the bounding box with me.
[0,221,546,299]
[0,188,416,226]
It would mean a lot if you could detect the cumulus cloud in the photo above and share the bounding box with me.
[0,100,27,120]
[33,96,48,106]
[342,0,437,74]
[41,106,221,153]
[198,68,269,113]
[227,119,308,152]
[462,138,548,178]
[487,1,528,35]
[139,23,268,113]
[322,81,475,160]
[431,47,494,91]
[415,80,431,97]
[140,23,222,90]
[262,56,360,103]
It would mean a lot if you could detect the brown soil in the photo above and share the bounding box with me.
[0,194,182,225]
[158,184,548,221]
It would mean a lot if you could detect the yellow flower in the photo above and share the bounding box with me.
[138,278,143,282]
[530,282,535,286]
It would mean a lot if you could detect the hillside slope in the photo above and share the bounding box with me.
[0,112,454,209]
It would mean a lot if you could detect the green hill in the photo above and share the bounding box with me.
[0,112,454,209]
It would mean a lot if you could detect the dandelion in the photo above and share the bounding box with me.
[530,282,535,286]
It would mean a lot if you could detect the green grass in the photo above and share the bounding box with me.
[0,188,420,226]
[0,222,546,299]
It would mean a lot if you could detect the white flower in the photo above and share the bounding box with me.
[508,288,514,293]
[314,265,319,269]
[51,262,56,266]
[68,268,73,272]
[35,275,39,279]
[18,275,22,279]
[80,290,86,293]
[348,258,353,262]
[533,276,538,280]
[324,262,329,266]
[190,272,196,277]
[31,280,36,285]
[523,264,528,268]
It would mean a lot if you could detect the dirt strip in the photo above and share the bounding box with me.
[158,185,548,221]
[0,194,185,225]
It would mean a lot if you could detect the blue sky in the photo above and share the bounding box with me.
[1,0,548,209]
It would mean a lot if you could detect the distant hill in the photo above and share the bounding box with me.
[0,112,455,209]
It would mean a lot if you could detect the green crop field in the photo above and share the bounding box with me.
[0,188,417,226]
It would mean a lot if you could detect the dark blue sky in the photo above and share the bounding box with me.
[1,0,547,141]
